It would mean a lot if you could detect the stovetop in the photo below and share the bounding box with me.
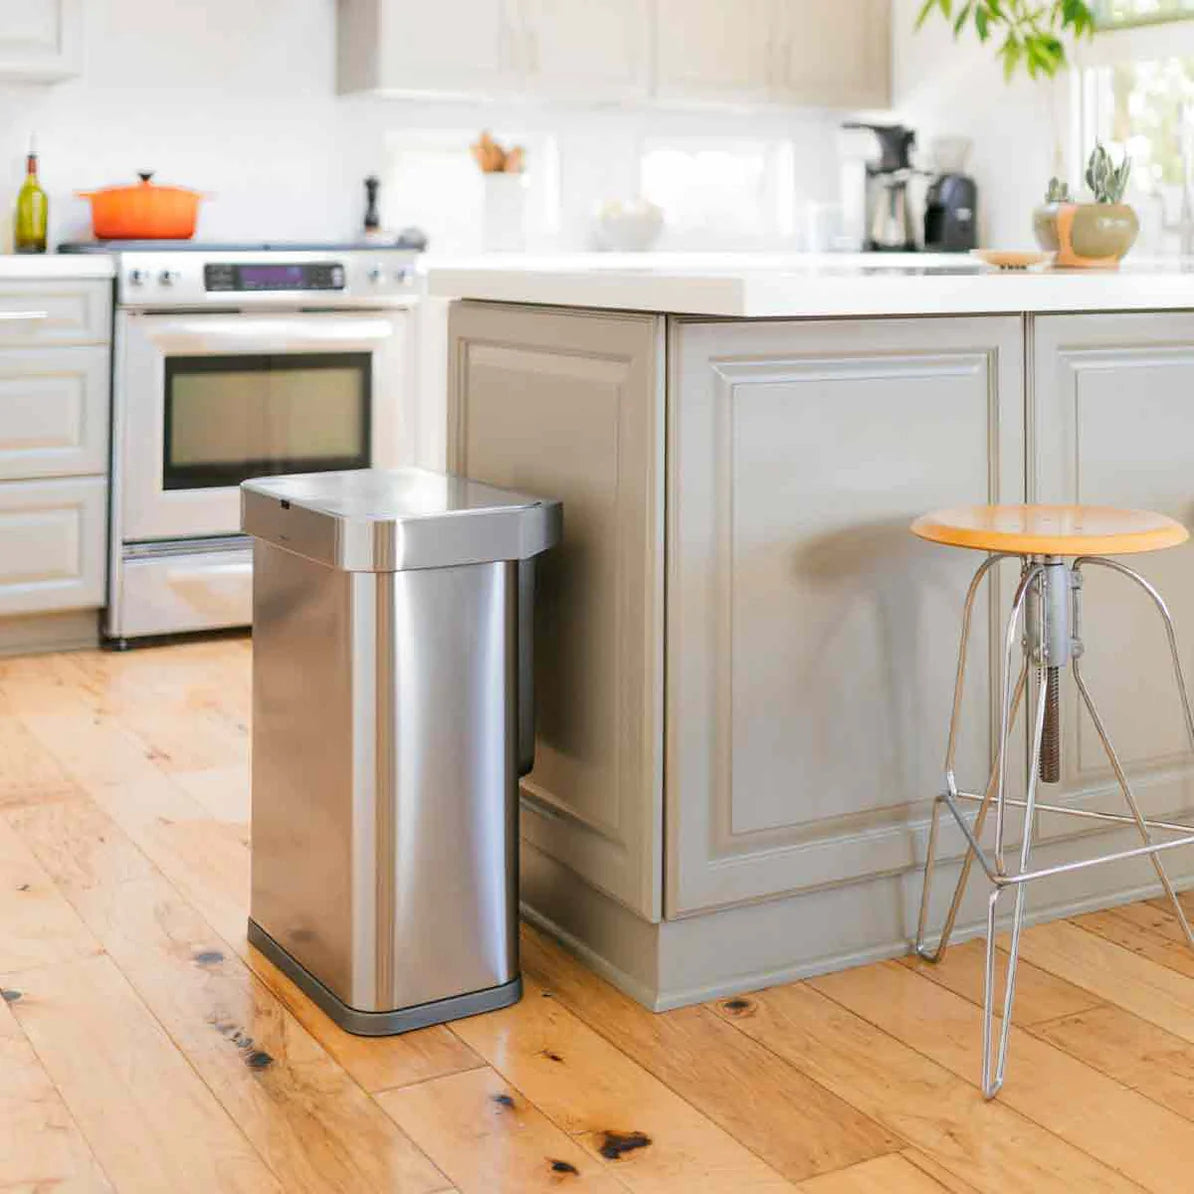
[59,237,425,254]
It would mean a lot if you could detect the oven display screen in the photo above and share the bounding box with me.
[204,262,345,292]
[240,264,305,290]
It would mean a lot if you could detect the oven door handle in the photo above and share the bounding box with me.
[0,310,49,322]
[137,314,400,354]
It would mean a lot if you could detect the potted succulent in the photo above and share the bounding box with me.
[1033,144,1139,267]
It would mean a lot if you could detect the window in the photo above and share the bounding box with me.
[1077,3,1194,250]
[1084,58,1194,189]
[1095,0,1194,28]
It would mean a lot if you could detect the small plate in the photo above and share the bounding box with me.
[970,249,1054,271]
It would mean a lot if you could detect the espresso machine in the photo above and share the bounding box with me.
[842,122,919,252]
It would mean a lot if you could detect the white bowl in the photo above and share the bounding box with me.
[593,200,664,252]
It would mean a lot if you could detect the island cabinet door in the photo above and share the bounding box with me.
[667,316,1025,916]
[1031,313,1194,842]
[449,302,666,921]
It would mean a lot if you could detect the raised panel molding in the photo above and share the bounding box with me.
[667,317,1025,917]
[0,281,111,347]
[448,302,665,920]
[0,475,106,615]
[0,347,109,479]
[1032,314,1194,835]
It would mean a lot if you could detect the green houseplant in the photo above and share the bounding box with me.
[1034,143,1139,266]
[916,0,1096,79]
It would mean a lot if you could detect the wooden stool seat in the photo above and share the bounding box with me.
[911,503,1189,556]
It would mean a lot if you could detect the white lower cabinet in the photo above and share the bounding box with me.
[0,346,108,479]
[0,475,106,615]
[0,278,110,629]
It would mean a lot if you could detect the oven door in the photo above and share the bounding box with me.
[117,308,407,543]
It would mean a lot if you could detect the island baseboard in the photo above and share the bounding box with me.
[522,831,1194,1011]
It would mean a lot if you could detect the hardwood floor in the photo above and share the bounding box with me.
[3,641,1194,1191]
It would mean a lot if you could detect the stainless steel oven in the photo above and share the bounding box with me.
[97,246,419,643]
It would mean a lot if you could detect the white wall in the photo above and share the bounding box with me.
[0,0,846,252]
[891,0,1069,248]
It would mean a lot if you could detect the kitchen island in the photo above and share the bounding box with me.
[431,254,1194,1009]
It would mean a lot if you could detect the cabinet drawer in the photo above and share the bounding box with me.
[0,281,111,346]
[0,346,109,478]
[0,476,106,615]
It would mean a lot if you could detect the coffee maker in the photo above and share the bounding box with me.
[923,137,979,252]
[842,122,919,252]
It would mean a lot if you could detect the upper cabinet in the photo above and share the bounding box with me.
[0,0,82,82]
[337,0,891,109]
[338,0,519,97]
[652,0,775,106]
[773,0,891,109]
[519,0,650,101]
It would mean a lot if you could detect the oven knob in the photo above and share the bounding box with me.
[368,266,383,283]
[393,267,411,284]
[159,269,180,286]
[128,268,147,287]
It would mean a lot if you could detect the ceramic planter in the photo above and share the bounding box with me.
[1033,201,1139,268]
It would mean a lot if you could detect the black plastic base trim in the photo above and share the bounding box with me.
[247,919,522,1036]
[102,626,252,652]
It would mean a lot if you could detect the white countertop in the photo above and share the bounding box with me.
[0,254,114,280]
[425,252,1194,318]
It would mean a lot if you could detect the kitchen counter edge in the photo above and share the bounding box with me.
[426,257,1194,319]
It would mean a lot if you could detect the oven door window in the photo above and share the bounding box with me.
[163,352,371,490]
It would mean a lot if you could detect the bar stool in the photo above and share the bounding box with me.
[912,504,1194,1099]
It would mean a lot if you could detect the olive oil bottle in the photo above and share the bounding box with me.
[14,140,47,254]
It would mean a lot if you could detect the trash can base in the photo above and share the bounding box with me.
[247,919,523,1036]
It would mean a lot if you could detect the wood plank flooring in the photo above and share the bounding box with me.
[5,640,1194,1191]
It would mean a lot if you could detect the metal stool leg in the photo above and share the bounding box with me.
[982,660,1049,1099]
[916,552,1012,960]
[917,559,1038,961]
[1073,558,1194,948]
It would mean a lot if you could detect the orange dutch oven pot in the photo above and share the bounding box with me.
[77,172,206,240]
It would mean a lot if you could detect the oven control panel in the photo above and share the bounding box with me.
[117,250,422,308]
[204,262,345,292]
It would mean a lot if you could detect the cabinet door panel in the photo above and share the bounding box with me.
[0,476,105,615]
[0,0,81,81]
[668,316,1024,915]
[449,303,665,920]
[1032,313,1194,829]
[0,346,108,479]
[776,0,891,108]
[339,0,517,96]
[521,0,649,100]
[652,0,774,104]
[0,281,109,348]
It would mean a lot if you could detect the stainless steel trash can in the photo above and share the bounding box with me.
[241,468,561,1035]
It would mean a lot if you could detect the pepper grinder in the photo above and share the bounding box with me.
[363,176,384,242]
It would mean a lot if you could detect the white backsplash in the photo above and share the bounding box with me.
[0,0,850,254]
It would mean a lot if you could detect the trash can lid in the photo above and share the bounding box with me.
[241,468,562,572]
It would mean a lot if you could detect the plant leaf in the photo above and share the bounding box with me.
[915,0,948,28]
